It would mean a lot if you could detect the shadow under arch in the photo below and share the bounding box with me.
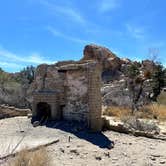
[35,102,51,122]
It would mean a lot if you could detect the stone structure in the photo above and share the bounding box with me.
[32,60,102,132]
[31,44,157,131]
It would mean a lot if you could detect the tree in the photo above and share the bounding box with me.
[19,65,35,84]
[125,64,143,113]
[151,63,166,101]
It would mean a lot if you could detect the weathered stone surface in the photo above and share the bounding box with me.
[102,116,166,140]
[82,44,121,70]
[142,60,155,73]
[32,60,102,132]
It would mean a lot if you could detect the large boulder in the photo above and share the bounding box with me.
[82,44,121,70]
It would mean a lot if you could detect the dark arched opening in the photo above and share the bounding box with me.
[36,102,51,123]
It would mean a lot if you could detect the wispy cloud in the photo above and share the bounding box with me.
[99,0,120,13]
[126,23,145,39]
[38,0,86,25]
[0,46,54,69]
[0,61,24,71]
[47,26,91,44]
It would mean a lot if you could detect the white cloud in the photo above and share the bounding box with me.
[39,0,86,25]
[126,24,145,39]
[99,0,120,12]
[47,26,91,44]
[0,61,24,70]
[0,47,54,65]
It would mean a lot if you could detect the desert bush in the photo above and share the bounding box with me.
[8,148,50,166]
[121,116,160,134]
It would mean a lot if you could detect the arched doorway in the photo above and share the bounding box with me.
[36,102,51,123]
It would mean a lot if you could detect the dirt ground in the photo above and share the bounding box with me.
[0,117,166,166]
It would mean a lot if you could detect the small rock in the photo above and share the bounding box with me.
[107,141,115,149]
[150,146,155,150]
[80,155,86,159]
[95,156,102,161]
[20,130,24,133]
[160,161,165,164]
[122,152,127,157]
[151,154,161,158]
[68,136,72,142]
[104,152,110,158]
[150,157,156,161]
[59,148,65,153]
[33,121,40,127]
[27,113,32,118]
[70,149,79,155]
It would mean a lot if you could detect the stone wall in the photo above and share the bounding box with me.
[63,69,89,122]
[32,61,102,131]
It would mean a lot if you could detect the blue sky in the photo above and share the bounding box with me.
[0,0,165,72]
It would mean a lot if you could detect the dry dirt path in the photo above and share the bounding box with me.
[48,130,166,166]
[0,117,166,166]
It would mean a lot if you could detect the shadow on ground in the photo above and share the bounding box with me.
[43,120,114,149]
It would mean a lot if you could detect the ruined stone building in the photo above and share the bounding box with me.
[31,44,154,132]
[32,44,123,132]
[32,59,102,131]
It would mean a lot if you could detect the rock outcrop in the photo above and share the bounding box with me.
[82,44,121,70]
[0,44,158,110]
[82,44,154,109]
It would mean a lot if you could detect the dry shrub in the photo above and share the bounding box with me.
[140,104,166,121]
[8,148,50,166]
[103,106,131,119]
[121,116,160,134]
[103,103,166,121]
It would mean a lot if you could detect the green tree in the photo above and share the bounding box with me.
[151,63,166,101]
[19,65,35,84]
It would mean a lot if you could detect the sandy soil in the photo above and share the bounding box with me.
[0,117,166,166]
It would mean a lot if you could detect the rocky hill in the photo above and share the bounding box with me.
[0,44,165,109]
[81,44,165,110]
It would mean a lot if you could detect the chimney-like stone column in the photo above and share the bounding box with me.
[88,62,102,132]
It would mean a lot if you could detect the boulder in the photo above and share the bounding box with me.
[82,44,121,70]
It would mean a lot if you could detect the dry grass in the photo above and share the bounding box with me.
[103,104,166,121]
[8,148,50,166]
[103,106,132,119]
[140,104,166,121]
